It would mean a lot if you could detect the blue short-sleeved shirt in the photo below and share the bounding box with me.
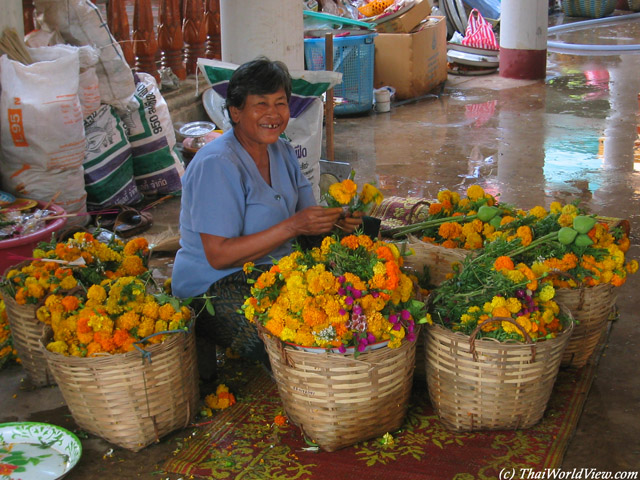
[172,129,316,298]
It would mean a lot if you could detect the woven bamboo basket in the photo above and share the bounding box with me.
[40,322,199,452]
[258,324,418,452]
[398,235,471,287]
[1,262,54,387]
[425,313,574,432]
[553,280,616,368]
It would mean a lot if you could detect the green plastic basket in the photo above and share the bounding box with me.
[561,0,617,17]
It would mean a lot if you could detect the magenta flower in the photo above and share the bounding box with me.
[338,344,347,353]
[401,309,411,321]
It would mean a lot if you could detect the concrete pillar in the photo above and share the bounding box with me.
[219,0,304,70]
[499,0,548,80]
[0,0,24,39]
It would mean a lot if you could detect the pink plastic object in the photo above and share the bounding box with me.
[0,202,67,274]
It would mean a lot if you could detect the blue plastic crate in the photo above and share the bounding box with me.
[304,33,376,116]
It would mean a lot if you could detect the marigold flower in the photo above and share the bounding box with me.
[466,185,485,201]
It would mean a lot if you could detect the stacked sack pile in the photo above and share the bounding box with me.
[0,0,184,226]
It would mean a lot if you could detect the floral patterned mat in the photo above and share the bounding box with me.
[162,331,605,480]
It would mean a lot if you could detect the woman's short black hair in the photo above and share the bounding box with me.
[225,57,292,121]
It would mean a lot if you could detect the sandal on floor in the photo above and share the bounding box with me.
[113,206,153,238]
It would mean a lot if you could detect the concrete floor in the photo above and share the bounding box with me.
[2,10,640,479]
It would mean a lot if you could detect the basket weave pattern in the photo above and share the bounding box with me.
[561,0,617,17]
[41,324,199,451]
[260,327,417,452]
[1,292,54,387]
[425,315,574,432]
[399,235,470,287]
[555,282,616,368]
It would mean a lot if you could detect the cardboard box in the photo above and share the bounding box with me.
[374,0,433,34]
[374,16,447,101]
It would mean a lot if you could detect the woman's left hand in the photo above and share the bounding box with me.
[334,210,364,233]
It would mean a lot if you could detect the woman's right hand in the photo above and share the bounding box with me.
[288,206,343,236]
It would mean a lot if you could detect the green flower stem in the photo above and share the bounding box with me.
[505,231,559,258]
[389,214,477,238]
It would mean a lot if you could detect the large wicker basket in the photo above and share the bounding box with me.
[425,314,574,432]
[554,281,616,368]
[398,235,471,287]
[259,325,418,452]
[0,282,54,387]
[40,323,199,452]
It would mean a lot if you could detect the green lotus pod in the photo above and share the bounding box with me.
[489,215,502,229]
[574,233,594,247]
[557,226,579,245]
[572,215,597,234]
[477,205,499,222]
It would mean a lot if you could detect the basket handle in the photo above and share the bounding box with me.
[547,269,586,310]
[469,317,536,363]
[134,322,193,364]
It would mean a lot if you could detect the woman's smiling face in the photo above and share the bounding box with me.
[230,88,290,148]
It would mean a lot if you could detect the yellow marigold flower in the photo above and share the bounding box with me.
[142,301,160,320]
[33,249,46,258]
[626,259,639,275]
[437,190,453,204]
[460,313,474,324]
[59,275,78,290]
[46,341,69,355]
[328,179,357,205]
[528,206,547,219]
[490,297,507,309]
[538,284,555,302]
[557,213,575,228]
[360,183,383,205]
[243,262,255,274]
[138,317,155,338]
[123,237,149,256]
[466,185,485,201]
[561,204,579,215]
[119,255,146,276]
[36,306,52,324]
[516,226,533,247]
[550,201,563,213]
[505,297,522,314]
[116,311,141,331]
[158,303,176,321]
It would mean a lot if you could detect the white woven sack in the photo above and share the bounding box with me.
[34,0,136,111]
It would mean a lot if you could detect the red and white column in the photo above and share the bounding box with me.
[499,0,548,79]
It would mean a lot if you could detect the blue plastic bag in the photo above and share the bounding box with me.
[463,0,501,19]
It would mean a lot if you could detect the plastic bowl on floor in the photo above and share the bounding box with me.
[0,202,67,275]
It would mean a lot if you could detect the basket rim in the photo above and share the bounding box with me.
[39,316,196,364]
[426,307,574,348]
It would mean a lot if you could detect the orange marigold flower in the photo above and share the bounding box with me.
[429,203,444,215]
[494,256,515,271]
[441,239,458,249]
[340,235,360,250]
[61,295,80,313]
[438,222,463,240]
[274,415,287,427]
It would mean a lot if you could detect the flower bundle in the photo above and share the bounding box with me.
[0,300,18,368]
[1,232,149,305]
[323,176,383,214]
[40,276,192,357]
[241,234,426,352]
[428,239,571,342]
